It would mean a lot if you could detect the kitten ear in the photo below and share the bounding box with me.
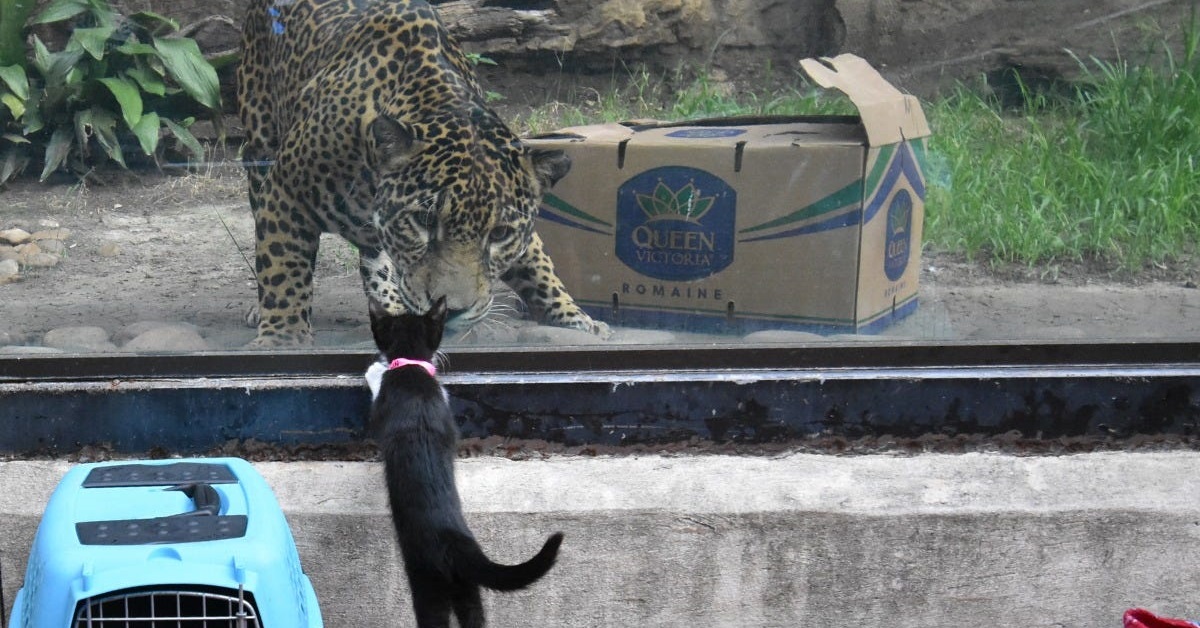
[367,299,391,352]
[429,295,449,322]
[368,298,390,319]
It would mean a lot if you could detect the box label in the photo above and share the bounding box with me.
[884,189,913,281]
[615,166,736,281]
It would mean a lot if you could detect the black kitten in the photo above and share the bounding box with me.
[367,296,563,628]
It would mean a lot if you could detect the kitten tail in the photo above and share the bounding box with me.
[448,531,564,592]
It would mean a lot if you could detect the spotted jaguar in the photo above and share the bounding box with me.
[236,0,608,346]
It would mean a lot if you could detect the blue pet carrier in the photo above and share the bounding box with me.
[8,457,322,627]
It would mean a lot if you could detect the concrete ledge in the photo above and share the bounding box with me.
[3,453,1200,626]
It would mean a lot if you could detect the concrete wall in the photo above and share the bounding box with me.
[4,453,1200,626]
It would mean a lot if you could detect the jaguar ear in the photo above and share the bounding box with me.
[370,116,425,170]
[531,149,571,190]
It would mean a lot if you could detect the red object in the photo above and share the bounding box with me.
[1125,608,1200,628]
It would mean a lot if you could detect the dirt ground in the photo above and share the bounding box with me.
[1,161,1199,351]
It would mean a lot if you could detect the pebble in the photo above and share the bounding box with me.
[37,219,60,229]
[0,228,31,244]
[43,326,118,352]
[123,325,211,352]
[0,258,18,284]
[99,242,122,258]
[742,329,827,343]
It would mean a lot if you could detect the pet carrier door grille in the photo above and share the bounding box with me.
[73,587,261,627]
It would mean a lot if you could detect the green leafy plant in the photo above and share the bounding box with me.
[0,0,36,67]
[0,0,221,184]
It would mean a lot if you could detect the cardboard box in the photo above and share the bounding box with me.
[529,54,931,335]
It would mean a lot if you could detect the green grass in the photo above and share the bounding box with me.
[511,65,855,135]
[927,28,1200,270]
[514,29,1200,273]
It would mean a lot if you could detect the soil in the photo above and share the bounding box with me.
[1,163,1198,351]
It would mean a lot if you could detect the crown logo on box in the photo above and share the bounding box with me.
[636,181,715,223]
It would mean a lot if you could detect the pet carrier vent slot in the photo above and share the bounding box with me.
[74,587,261,627]
[76,514,249,545]
[82,462,238,488]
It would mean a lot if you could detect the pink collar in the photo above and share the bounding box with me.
[387,358,437,377]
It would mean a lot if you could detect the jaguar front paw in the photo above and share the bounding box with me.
[579,317,612,339]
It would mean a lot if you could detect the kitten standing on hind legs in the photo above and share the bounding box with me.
[367,296,563,628]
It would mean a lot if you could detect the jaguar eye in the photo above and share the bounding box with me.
[411,210,437,230]
[488,226,515,243]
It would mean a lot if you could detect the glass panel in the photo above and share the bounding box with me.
[1,0,1196,356]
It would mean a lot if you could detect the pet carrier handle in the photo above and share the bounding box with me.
[166,482,222,517]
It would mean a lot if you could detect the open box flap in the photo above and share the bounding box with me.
[529,123,636,143]
[800,53,930,146]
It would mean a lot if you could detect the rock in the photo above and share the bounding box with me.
[43,326,118,352]
[123,325,211,352]
[517,325,608,346]
[0,258,18,284]
[37,218,60,229]
[314,328,375,349]
[449,319,531,346]
[114,320,201,345]
[35,239,67,255]
[608,328,677,344]
[0,345,64,355]
[15,241,40,255]
[827,333,881,342]
[0,228,31,244]
[30,228,71,241]
[19,251,61,268]
[200,328,258,350]
[742,329,827,343]
[98,242,122,258]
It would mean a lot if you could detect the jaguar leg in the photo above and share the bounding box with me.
[501,232,611,338]
[246,193,321,348]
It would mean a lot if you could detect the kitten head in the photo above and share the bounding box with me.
[369,295,449,362]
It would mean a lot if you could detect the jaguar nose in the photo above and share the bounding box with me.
[445,308,471,329]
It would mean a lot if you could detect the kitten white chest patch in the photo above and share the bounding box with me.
[365,358,450,404]
[365,360,386,400]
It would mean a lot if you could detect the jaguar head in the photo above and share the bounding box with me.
[367,114,570,328]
